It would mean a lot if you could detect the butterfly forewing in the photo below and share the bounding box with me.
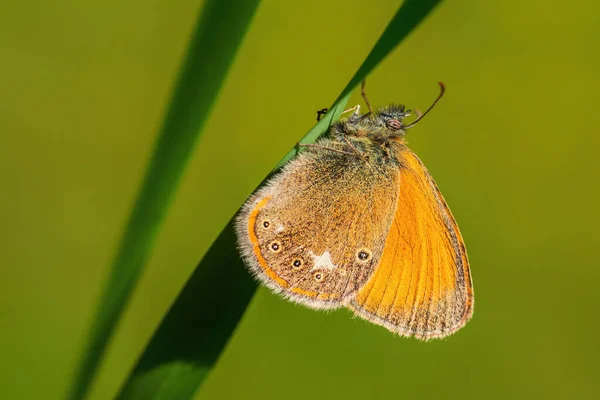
[349,147,473,339]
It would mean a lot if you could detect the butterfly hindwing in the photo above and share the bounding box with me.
[236,138,400,309]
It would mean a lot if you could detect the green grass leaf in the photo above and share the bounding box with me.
[114,1,444,399]
[66,1,261,399]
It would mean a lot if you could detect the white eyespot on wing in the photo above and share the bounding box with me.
[309,251,338,271]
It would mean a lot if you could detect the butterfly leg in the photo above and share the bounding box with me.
[316,108,328,121]
[317,105,361,122]
[342,136,364,157]
[316,79,369,122]
[340,104,361,116]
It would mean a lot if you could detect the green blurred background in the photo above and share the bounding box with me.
[2,0,599,399]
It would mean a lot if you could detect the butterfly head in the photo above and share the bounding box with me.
[331,104,411,144]
[331,82,446,145]
[372,105,412,133]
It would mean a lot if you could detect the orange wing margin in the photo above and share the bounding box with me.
[349,148,473,340]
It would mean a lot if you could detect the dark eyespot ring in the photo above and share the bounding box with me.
[292,259,303,269]
[262,220,271,228]
[356,248,372,262]
[314,272,325,282]
[270,241,282,253]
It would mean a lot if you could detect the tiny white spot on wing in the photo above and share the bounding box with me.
[275,225,284,233]
[309,251,338,271]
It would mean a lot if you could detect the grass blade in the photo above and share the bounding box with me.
[116,0,444,399]
[67,1,261,399]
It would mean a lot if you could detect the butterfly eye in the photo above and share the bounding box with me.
[269,241,282,253]
[292,258,303,269]
[313,272,325,282]
[356,248,372,262]
[386,119,402,130]
[262,220,271,228]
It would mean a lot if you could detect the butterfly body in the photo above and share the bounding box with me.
[236,100,474,340]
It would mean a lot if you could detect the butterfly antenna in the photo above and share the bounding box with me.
[402,82,445,129]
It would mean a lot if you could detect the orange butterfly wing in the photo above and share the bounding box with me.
[349,147,474,340]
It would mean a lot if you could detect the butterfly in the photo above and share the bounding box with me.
[235,82,473,340]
